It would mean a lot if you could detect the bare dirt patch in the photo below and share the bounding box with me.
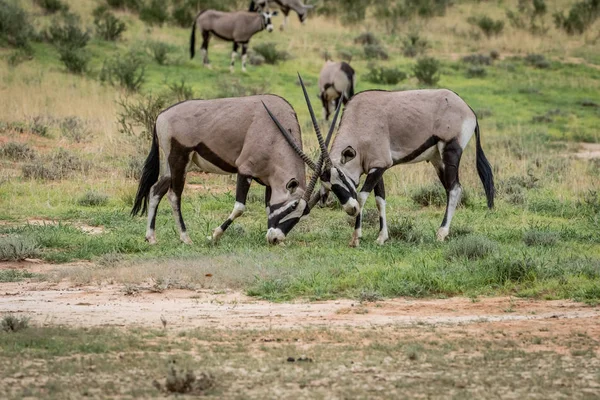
[574,142,600,159]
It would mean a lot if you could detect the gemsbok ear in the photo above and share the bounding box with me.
[341,146,356,165]
[286,178,299,194]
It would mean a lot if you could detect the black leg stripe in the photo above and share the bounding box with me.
[220,219,233,231]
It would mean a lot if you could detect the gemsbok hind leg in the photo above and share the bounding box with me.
[201,31,211,68]
[374,178,388,245]
[434,139,463,241]
[211,174,252,242]
[230,42,239,73]
[146,177,171,244]
[167,151,193,244]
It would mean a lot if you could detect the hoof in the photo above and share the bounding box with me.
[211,227,224,243]
[436,227,449,242]
[180,234,193,245]
[145,235,157,245]
[375,236,388,246]
[349,237,360,248]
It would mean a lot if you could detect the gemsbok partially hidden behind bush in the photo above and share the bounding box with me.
[131,94,338,245]
[272,78,495,247]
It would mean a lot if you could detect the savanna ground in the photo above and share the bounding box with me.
[1,0,599,397]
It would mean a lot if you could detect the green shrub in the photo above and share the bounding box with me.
[485,255,538,285]
[363,43,388,60]
[1,315,30,332]
[252,42,289,64]
[445,235,498,260]
[46,13,90,49]
[0,0,34,49]
[413,56,440,86]
[388,217,427,244]
[0,142,36,161]
[94,6,126,41]
[140,0,169,26]
[466,65,487,78]
[402,32,428,57]
[117,92,172,138]
[553,0,599,34]
[106,0,141,11]
[34,0,68,14]
[506,0,547,34]
[27,116,50,137]
[57,46,90,74]
[248,52,265,66]
[22,148,87,180]
[411,184,446,207]
[147,41,174,65]
[168,79,194,101]
[524,53,550,69]
[523,229,559,247]
[364,64,407,85]
[7,49,34,67]
[172,3,193,27]
[468,15,505,38]
[214,77,269,98]
[354,32,379,45]
[78,191,109,207]
[462,53,492,65]
[60,116,89,143]
[100,51,146,91]
[0,236,39,261]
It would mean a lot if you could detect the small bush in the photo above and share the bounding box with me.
[413,57,440,86]
[106,0,141,11]
[117,92,172,138]
[554,0,600,35]
[446,235,498,260]
[57,46,90,74]
[490,49,500,60]
[0,236,39,261]
[94,6,126,41]
[462,53,492,65]
[46,13,90,49]
[60,116,90,143]
[168,79,194,102]
[147,41,174,65]
[363,43,388,60]
[252,42,289,64]
[0,0,34,49]
[125,156,145,180]
[354,32,379,45]
[524,53,550,69]
[34,0,68,14]
[214,77,269,98]
[78,191,109,207]
[248,53,265,66]
[364,64,407,85]
[172,3,193,27]
[100,51,146,92]
[140,0,169,26]
[7,48,34,67]
[412,184,446,207]
[22,148,87,180]
[468,15,505,38]
[466,65,487,78]
[0,142,36,161]
[388,217,426,244]
[1,315,30,332]
[28,116,50,137]
[402,32,428,57]
[523,229,559,247]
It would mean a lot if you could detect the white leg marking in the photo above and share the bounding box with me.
[230,51,236,73]
[145,187,162,245]
[375,196,388,245]
[459,118,477,150]
[437,185,462,242]
[212,202,246,242]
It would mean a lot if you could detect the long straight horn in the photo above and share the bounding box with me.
[324,99,342,152]
[261,101,317,171]
[297,73,331,166]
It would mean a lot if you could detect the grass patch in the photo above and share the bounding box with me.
[0,236,39,261]
[446,235,498,261]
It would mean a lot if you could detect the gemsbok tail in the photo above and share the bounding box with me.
[131,125,160,217]
[474,121,495,209]
[189,17,196,59]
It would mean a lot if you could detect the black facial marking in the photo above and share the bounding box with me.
[394,136,440,165]
[332,184,351,206]
[278,216,301,236]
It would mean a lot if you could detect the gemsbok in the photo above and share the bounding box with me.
[249,0,313,30]
[273,81,495,247]
[190,10,278,72]
[319,60,355,121]
[131,95,337,245]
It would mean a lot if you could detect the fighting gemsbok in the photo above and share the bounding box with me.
[319,61,355,121]
[131,95,339,245]
[273,83,495,247]
[249,0,313,30]
[190,10,278,72]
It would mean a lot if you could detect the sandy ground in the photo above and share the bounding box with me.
[2,261,599,338]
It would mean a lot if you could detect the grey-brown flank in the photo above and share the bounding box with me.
[131,95,326,245]
[190,10,277,72]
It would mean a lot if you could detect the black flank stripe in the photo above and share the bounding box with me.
[394,136,440,165]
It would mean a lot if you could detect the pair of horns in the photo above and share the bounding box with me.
[262,73,340,203]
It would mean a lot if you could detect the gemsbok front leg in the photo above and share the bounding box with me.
[230,42,239,73]
[146,177,171,245]
[374,178,388,245]
[350,167,386,247]
[211,174,252,242]
[201,31,211,68]
[241,43,249,72]
[167,149,193,244]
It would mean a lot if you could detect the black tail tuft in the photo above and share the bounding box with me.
[131,125,160,217]
[190,17,196,59]
[474,121,495,209]
[340,62,355,103]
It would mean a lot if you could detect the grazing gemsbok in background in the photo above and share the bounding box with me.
[131,94,338,245]
[319,60,355,121]
[249,0,313,30]
[279,86,495,247]
[190,10,277,72]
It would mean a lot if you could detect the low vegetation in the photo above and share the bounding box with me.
[413,56,441,85]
